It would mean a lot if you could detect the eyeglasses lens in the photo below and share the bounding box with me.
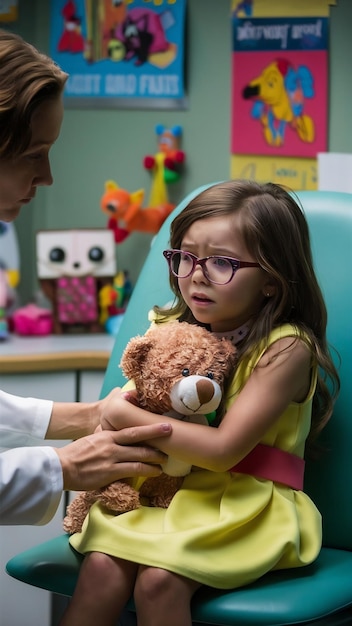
[170,252,234,284]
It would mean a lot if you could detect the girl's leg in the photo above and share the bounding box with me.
[134,565,201,626]
[59,552,138,626]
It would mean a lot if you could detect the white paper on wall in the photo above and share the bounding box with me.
[318,152,352,193]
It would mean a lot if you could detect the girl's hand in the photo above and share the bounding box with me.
[121,389,140,407]
[98,387,140,432]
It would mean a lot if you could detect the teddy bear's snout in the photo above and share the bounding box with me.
[170,375,222,415]
[196,378,216,405]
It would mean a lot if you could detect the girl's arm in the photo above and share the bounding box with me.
[101,337,312,472]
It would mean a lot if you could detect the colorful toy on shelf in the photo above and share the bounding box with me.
[98,270,132,327]
[100,180,174,243]
[12,304,53,336]
[0,221,20,339]
[0,265,9,340]
[98,284,118,327]
[36,229,116,334]
[143,124,186,207]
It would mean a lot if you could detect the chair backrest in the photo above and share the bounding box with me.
[295,191,352,551]
[101,188,352,552]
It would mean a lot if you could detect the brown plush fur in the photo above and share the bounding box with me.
[63,322,237,534]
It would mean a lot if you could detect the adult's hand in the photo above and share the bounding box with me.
[55,423,171,492]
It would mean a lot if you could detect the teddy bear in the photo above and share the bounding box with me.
[63,321,237,534]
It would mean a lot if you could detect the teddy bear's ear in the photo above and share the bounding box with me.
[119,334,154,379]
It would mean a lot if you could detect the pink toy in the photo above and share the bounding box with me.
[36,229,116,334]
[0,267,9,339]
[12,304,53,336]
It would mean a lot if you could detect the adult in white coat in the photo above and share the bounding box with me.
[0,30,171,525]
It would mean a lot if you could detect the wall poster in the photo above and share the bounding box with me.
[230,0,335,190]
[0,1,18,21]
[50,0,187,109]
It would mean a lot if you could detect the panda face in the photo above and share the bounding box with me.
[36,229,116,278]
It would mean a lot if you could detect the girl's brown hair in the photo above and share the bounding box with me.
[0,29,68,160]
[155,180,340,443]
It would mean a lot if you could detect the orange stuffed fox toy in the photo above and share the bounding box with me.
[101,180,174,243]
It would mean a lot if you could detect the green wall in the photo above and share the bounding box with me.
[6,0,352,304]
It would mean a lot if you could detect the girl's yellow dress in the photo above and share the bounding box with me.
[70,323,321,589]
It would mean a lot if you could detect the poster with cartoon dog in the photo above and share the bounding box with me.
[231,15,328,158]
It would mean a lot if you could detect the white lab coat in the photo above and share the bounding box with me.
[0,390,63,525]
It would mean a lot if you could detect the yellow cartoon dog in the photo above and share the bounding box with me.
[243,58,315,146]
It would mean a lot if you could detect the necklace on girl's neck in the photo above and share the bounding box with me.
[212,322,250,346]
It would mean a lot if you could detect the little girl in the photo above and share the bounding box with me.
[61,180,339,626]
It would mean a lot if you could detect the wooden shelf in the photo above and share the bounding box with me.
[0,333,115,374]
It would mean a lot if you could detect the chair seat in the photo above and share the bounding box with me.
[191,548,352,625]
[6,535,352,625]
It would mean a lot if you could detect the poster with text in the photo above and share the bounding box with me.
[231,0,335,18]
[231,15,328,158]
[50,0,187,109]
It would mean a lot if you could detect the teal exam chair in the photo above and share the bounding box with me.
[6,189,352,625]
